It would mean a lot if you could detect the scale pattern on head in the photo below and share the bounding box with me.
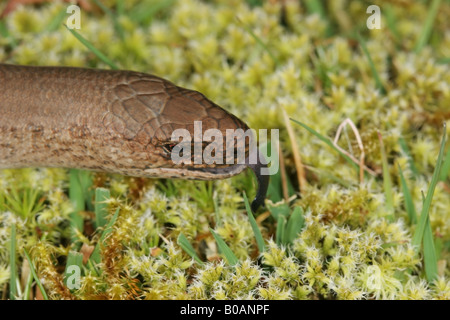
[103,71,249,167]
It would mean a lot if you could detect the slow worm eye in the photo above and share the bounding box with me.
[161,143,176,155]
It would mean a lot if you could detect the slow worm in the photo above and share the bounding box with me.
[0,64,268,211]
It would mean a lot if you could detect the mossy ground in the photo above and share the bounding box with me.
[0,0,449,300]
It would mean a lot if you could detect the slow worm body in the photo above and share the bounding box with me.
[0,64,268,210]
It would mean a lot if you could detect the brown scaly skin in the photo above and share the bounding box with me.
[0,64,268,210]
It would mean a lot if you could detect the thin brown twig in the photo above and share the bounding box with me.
[333,118,369,183]
[282,109,307,193]
[278,142,289,201]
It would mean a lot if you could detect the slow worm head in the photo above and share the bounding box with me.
[0,64,268,210]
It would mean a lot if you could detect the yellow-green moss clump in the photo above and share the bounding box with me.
[0,0,449,300]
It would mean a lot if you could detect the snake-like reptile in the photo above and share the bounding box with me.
[0,64,268,211]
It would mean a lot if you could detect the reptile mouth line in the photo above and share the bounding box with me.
[187,153,269,212]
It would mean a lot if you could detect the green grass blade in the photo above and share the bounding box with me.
[90,207,120,265]
[439,150,450,181]
[385,5,400,44]
[434,237,443,262]
[0,20,17,47]
[116,0,125,16]
[240,22,280,67]
[177,234,203,265]
[65,251,83,271]
[9,224,17,300]
[84,258,98,276]
[356,33,386,94]
[398,165,417,225]
[266,162,282,203]
[0,192,5,213]
[0,21,7,38]
[23,249,49,300]
[69,169,86,238]
[245,0,263,7]
[95,188,110,229]
[64,251,83,289]
[80,171,95,212]
[276,215,286,246]
[399,137,419,177]
[23,272,33,300]
[414,0,442,53]
[423,215,438,282]
[304,0,325,17]
[267,202,290,221]
[210,228,239,266]
[243,192,265,253]
[65,26,119,70]
[129,0,176,24]
[69,170,94,230]
[378,132,394,220]
[45,8,67,32]
[412,124,447,250]
[213,194,221,227]
[93,0,113,16]
[284,206,305,244]
[92,0,125,39]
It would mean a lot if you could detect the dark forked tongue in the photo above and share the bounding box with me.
[247,153,269,212]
